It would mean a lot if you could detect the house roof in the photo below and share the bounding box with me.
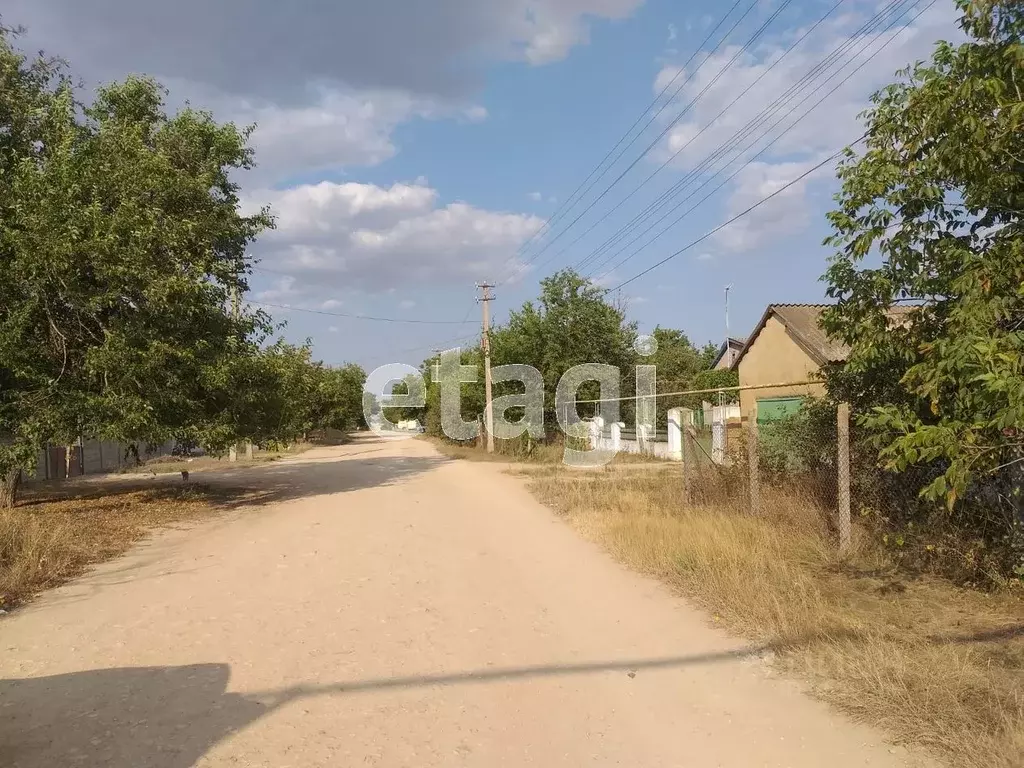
[730,304,915,370]
[710,337,746,368]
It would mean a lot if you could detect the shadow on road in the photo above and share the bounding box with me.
[0,647,767,767]
[0,664,265,768]
[23,435,451,513]
[4,620,1016,767]
[202,450,451,510]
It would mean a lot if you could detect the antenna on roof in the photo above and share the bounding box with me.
[725,284,733,341]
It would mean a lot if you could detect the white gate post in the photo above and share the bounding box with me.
[589,416,605,451]
[667,408,683,461]
[611,422,623,453]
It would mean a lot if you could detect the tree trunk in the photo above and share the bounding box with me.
[0,469,22,509]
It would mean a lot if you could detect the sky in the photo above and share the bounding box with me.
[4,0,962,372]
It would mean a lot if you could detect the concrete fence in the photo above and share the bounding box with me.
[33,438,176,481]
[588,407,731,464]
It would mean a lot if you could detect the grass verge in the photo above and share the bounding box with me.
[0,482,257,611]
[525,464,1024,768]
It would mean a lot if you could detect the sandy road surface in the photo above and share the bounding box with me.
[0,436,931,767]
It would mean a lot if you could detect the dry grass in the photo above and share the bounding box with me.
[527,465,1024,768]
[0,482,256,610]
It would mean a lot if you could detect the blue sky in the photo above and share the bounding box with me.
[5,0,960,372]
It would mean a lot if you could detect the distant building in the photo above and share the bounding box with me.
[710,337,746,370]
[731,303,912,420]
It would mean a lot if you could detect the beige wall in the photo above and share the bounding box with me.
[737,315,825,416]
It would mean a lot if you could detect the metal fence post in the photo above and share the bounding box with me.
[837,402,852,554]
[747,406,760,516]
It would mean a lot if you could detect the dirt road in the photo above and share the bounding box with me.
[0,436,931,767]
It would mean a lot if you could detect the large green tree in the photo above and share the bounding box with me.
[821,1,1023,516]
[0,29,273,506]
[492,270,638,420]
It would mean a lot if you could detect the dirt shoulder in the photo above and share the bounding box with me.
[522,461,1024,768]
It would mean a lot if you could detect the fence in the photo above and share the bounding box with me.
[32,437,176,481]
[586,395,861,553]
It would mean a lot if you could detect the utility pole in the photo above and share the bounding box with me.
[477,283,495,453]
[431,348,446,382]
[230,280,253,460]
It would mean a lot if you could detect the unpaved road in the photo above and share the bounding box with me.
[1,436,930,767]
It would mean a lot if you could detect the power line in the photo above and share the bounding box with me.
[559,0,852,275]
[500,0,793,285]
[392,333,480,356]
[588,0,930,282]
[578,0,916,279]
[249,301,471,325]
[606,142,860,292]
[490,0,751,287]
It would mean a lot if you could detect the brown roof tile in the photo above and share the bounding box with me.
[732,303,917,369]
[772,304,849,363]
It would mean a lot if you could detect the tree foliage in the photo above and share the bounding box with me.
[491,269,639,416]
[821,1,1024,519]
[0,29,366,505]
[415,270,729,438]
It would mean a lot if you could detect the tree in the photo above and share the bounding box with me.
[0,29,273,506]
[821,2,1023,519]
[492,270,638,420]
[642,328,733,427]
[646,327,705,386]
[324,363,369,432]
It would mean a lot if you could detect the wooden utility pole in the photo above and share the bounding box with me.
[478,283,495,454]
[230,282,251,461]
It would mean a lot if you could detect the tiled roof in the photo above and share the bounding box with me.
[732,304,916,369]
[772,304,849,363]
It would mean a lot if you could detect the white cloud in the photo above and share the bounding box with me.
[257,180,438,233]
[245,180,544,295]
[515,0,644,65]
[713,159,826,252]
[254,275,300,303]
[400,299,417,309]
[528,191,544,201]
[463,105,489,122]
[667,23,678,42]
[162,84,488,184]
[653,65,684,94]
[648,3,958,252]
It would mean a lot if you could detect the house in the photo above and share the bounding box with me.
[710,337,746,370]
[731,303,913,420]
[730,304,846,421]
